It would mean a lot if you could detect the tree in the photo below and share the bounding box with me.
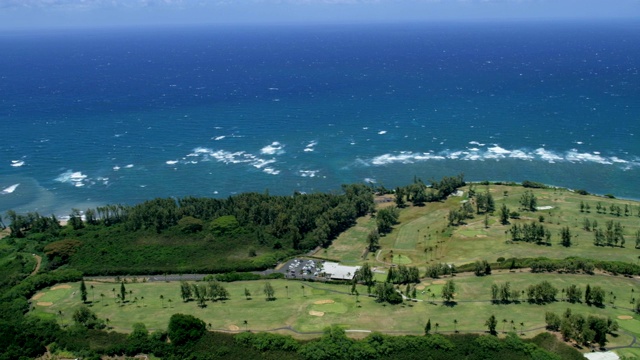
[486,315,497,335]
[180,281,192,302]
[120,282,126,302]
[425,319,431,335]
[80,279,88,303]
[519,190,537,211]
[72,305,105,329]
[441,280,456,303]
[591,286,606,306]
[160,295,164,308]
[301,285,305,297]
[454,319,458,333]
[244,288,251,300]
[560,226,572,247]
[264,282,275,301]
[167,313,206,347]
[491,283,499,303]
[366,228,380,251]
[499,203,510,225]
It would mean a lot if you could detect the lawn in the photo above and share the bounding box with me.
[30,272,640,349]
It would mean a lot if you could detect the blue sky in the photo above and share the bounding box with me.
[0,0,638,29]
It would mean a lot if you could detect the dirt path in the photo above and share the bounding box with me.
[30,254,42,276]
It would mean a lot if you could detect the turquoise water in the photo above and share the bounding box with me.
[1,22,639,216]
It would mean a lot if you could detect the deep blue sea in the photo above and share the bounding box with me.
[1,21,639,217]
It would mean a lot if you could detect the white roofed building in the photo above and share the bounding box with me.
[323,262,361,281]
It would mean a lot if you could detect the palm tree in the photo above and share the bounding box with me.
[520,322,525,335]
[168,298,172,308]
[90,285,95,303]
[502,318,508,333]
[100,293,105,304]
[510,319,515,332]
[286,285,289,299]
[631,288,635,304]
[435,323,439,334]
[160,294,164,308]
[141,296,144,307]
[454,319,458,333]
[301,285,305,297]
[243,320,248,332]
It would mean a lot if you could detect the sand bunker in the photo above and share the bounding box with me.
[51,285,72,290]
[32,292,46,300]
[415,285,425,290]
[618,315,633,320]
[228,325,240,331]
[37,302,53,306]
[536,206,554,210]
[432,280,447,285]
[314,299,335,305]
[309,311,325,317]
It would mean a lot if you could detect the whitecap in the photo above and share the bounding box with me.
[469,141,486,146]
[378,130,387,135]
[112,166,121,171]
[534,148,563,163]
[303,148,314,152]
[10,160,25,167]
[124,164,134,168]
[214,136,226,141]
[263,168,280,175]
[260,141,285,155]
[509,150,534,160]
[1,183,19,194]
[166,160,179,165]
[299,170,319,178]
[364,178,376,184]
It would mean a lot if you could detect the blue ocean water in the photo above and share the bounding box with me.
[1,21,639,216]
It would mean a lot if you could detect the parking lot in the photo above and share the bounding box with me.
[278,258,326,280]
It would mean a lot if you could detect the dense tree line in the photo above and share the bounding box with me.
[385,265,420,284]
[509,222,551,245]
[545,309,617,348]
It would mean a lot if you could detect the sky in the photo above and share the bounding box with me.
[0,0,638,30]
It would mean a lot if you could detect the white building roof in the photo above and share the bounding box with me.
[584,352,620,360]
[323,262,361,280]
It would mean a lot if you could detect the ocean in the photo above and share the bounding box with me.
[1,21,639,217]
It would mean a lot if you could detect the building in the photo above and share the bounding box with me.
[322,262,361,281]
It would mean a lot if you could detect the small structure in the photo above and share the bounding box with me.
[322,262,360,281]
[584,351,620,360]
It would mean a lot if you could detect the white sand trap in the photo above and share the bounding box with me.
[32,292,46,300]
[228,325,240,331]
[51,284,72,290]
[536,206,554,210]
[314,299,335,305]
[37,302,53,306]
[309,311,325,317]
[432,280,447,285]
[617,315,633,320]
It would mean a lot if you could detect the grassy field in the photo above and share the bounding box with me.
[30,273,639,347]
[331,185,640,269]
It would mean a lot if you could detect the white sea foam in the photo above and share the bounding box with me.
[166,160,179,165]
[113,166,121,171]
[364,178,376,184]
[378,130,387,135]
[260,141,284,155]
[263,168,280,175]
[1,183,19,195]
[299,170,319,178]
[10,160,25,167]
[56,170,89,186]
[469,141,485,146]
[214,136,226,141]
[365,145,639,169]
[124,164,134,168]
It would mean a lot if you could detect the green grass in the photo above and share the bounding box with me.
[320,215,377,263]
[30,272,640,347]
